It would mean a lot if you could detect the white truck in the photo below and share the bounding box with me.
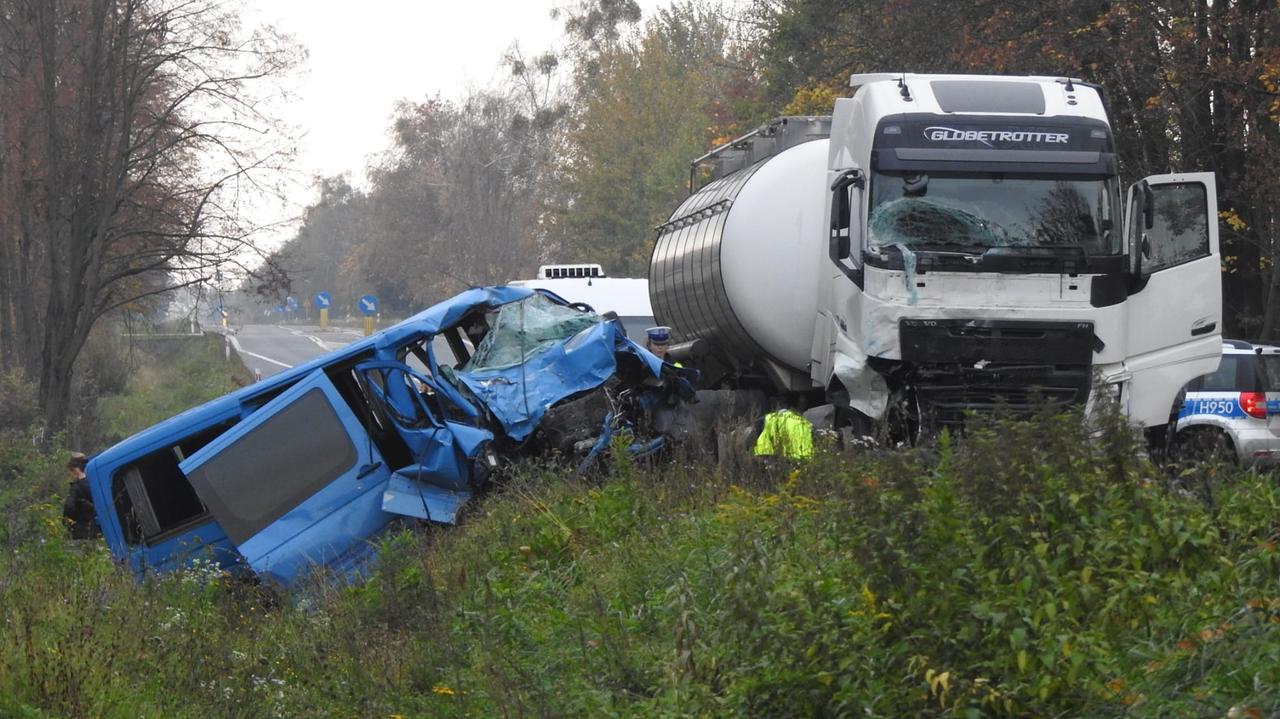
[650,73,1222,436]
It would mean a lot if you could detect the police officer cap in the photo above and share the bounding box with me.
[646,326,671,345]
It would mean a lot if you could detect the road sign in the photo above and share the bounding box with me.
[285,296,298,311]
[313,291,332,309]
[358,294,379,316]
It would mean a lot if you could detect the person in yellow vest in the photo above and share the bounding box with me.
[753,405,815,461]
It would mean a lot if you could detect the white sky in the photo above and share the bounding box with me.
[248,0,669,215]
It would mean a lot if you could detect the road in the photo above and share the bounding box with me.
[229,324,365,379]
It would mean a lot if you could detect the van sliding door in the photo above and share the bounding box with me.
[179,369,392,585]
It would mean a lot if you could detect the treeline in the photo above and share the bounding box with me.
[268,1,762,315]
[1,0,1277,432]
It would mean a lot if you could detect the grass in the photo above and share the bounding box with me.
[96,334,253,444]
[2,359,1279,716]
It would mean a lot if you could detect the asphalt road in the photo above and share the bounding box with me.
[229,324,365,379]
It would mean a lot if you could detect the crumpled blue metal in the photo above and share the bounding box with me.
[457,319,661,442]
[86,284,668,587]
[373,286,535,353]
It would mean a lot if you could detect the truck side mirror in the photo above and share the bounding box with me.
[1142,183,1155,230]
[832,186,851,257]
[1128,180,1151,280]
[830,169,865,286]
[830,169,863,258]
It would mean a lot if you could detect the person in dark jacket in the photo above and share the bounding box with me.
[644,326,671,361]
[63,452,100,539]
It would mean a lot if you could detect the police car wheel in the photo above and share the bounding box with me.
[1174,427,1234,465]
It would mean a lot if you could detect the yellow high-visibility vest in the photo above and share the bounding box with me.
[753,409,814,460]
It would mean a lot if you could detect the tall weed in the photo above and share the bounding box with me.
[1,397,1278,717]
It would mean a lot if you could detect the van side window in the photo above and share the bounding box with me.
[184,388,357,545]
[109,420,240,545]
[1196,356,1261,392]
[112,446,210,544]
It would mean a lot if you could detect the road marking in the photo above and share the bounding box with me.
[239,349,292,368]
[228,336,292,369]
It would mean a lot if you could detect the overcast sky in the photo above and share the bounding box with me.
[248,0,669,215]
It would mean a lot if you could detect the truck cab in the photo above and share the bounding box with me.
[650,73,1221,434]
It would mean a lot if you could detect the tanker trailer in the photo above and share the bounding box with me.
[650,73,1222,437]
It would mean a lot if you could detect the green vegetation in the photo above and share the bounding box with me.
[2,393,1279,716]
[96,335,254,445]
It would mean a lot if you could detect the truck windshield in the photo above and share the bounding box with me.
[868,172,1120,255]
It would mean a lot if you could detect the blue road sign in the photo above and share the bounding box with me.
[358,294,380,316]
[285,296,298,311]
[313,291,332,310]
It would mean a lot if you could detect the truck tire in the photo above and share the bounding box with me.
[1174,427,1235,465]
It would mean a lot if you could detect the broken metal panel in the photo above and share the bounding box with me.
[381,473,470,525]
[832,349,890,420]
[457,316,662,442]
[355,359,492,465]
[89,284,688,586]
[374,286,534,354]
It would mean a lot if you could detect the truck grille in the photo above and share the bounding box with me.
[899,319,1096,426]
[915,370,1091,425]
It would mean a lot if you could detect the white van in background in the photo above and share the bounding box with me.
[509,264,654,344]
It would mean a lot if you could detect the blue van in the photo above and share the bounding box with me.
[84,287,675,585]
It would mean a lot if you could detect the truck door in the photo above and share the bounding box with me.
[1123,172,1222,427]
[178,369,393,585]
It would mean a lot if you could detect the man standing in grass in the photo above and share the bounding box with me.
[62,452,99,539]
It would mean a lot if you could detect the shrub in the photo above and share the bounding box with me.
[2,397,1278,717]
[0,369,40,436]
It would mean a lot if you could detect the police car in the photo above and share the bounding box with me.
[1175,340,1280,466]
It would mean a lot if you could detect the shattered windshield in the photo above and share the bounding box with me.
[869,172,1120,255]
[462,293,601,372]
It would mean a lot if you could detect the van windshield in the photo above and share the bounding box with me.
[463,294,600,372]
[869,172,1121,255]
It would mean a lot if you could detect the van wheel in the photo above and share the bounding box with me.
[1174,427,1235,465]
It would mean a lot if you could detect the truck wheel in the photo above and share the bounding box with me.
[1174,427,1235,465]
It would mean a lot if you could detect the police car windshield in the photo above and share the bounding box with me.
[869,172,1120,255]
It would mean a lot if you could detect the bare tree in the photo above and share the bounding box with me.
[0,0,299,430]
